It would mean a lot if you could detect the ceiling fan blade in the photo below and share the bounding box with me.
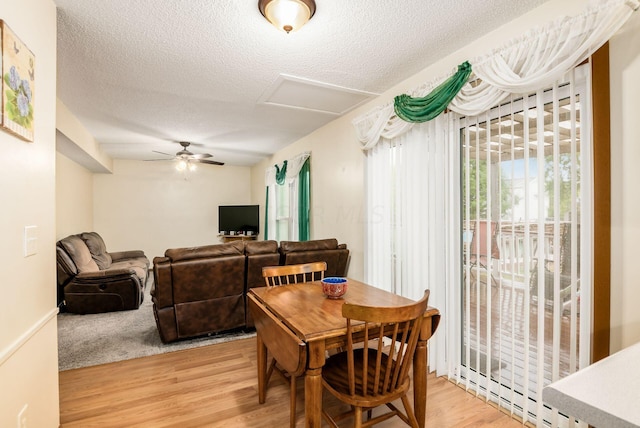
[151,143,221,165]
[152,150,175,157]
[197,159,225,166]
[190,153,213,159]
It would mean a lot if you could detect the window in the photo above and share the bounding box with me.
[265,153,311,242]
[275,182,291,240]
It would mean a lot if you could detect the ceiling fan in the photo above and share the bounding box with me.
[147,141,224,167]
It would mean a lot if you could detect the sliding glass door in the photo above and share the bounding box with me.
[459,65,591,427]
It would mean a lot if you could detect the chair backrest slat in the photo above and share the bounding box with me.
[262,261,327,288]
[347,318,356,396]
[386,322,401,391]
[376,323,388,395]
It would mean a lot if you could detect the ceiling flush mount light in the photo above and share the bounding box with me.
[259,0,316,33]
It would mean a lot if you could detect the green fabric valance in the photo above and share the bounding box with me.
[394,61,472,123]
[275,160,288,185]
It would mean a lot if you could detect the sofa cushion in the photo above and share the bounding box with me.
[279,238,339,253]
[245,240,281,289]
[245,240,278,255]
[80,232,113,270]
[110,260,148,284]
[59,235,99,273]
[165,240,245,262]
[279,238,349,277]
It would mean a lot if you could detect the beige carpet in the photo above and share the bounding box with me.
[57,282,255,371]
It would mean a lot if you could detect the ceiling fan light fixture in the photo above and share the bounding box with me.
[259,0,316,33]
[176,159,188,172]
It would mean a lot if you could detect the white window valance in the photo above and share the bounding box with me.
[285,151,311,179]
[265,151,311,185]
[353,0,639,150]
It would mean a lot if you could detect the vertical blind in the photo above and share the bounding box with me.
[459,65,591,427]
[364,115,457,378]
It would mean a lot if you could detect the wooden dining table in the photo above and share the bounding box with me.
[248,279,441,428]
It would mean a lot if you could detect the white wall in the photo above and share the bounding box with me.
[0,0,60,426]
[56,153,94,238]
[251,0,640,352]
[610,10,640,351]
[93,159,253,260]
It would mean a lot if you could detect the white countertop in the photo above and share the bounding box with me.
[543,341,640,428]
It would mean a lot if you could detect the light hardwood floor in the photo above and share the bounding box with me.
[59,337,526,427]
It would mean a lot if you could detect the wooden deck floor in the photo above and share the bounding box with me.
[464,276,580,407]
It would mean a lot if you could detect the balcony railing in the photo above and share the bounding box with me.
[464,221,577,286]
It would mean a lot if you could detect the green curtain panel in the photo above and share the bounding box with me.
[275,160,288,185]
[298,158,310,241]
[394,61,472,123]
[264,187,269,239]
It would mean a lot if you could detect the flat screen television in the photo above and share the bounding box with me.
[218,205,259,234]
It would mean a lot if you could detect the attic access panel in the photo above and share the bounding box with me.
[259,74,378,115]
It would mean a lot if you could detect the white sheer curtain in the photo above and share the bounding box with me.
[364,141,393,292]
[355,104,414,151]
[452,0,638,115]
[364,115,459,376]
[265,167,278,239]
[265,152,310,241]
[353,0,638,149]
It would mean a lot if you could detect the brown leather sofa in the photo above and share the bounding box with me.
[56,232,150,314]
[152,238,349,343]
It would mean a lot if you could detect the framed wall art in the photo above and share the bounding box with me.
[1,20,35,142]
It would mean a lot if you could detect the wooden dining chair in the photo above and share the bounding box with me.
[321,290,430,428]
[262,261,327,287]
[260,261,327,427]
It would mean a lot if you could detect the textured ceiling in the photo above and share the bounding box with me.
[54,0,549,167]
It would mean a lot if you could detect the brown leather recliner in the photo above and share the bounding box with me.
[279,238,350,277]
[152,241,249,344]
[56,232,150,314]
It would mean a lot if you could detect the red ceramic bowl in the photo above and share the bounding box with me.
[321,277,348,299]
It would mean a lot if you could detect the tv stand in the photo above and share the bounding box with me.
[219,234,257,243]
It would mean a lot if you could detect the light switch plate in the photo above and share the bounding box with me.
[24,225,37,257]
